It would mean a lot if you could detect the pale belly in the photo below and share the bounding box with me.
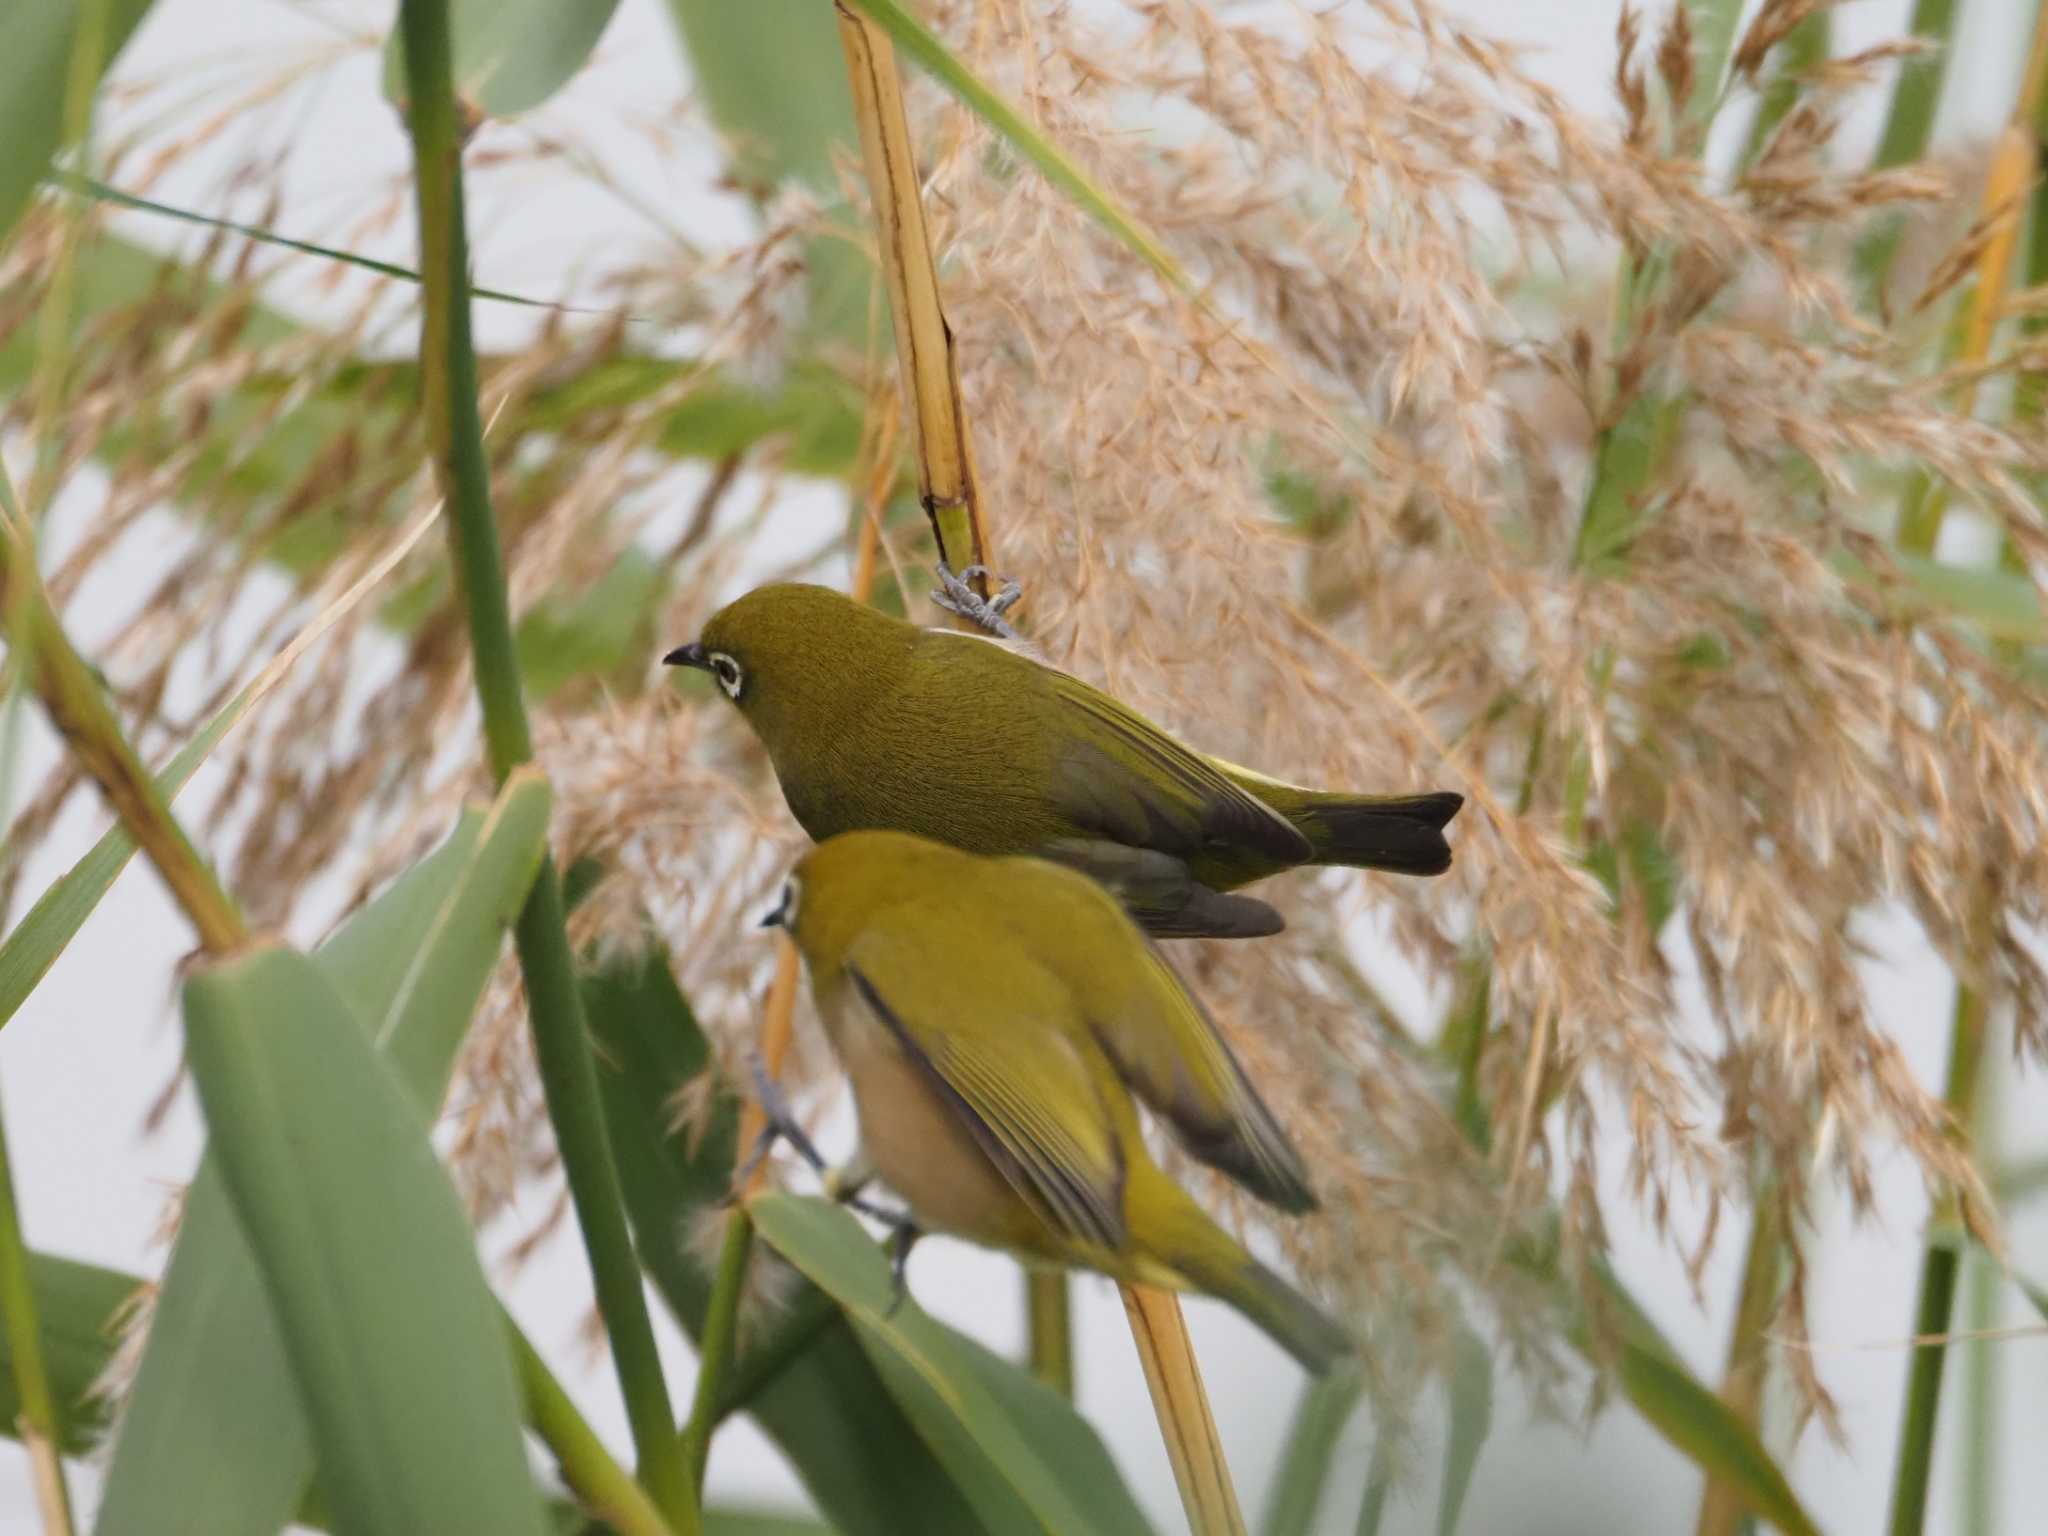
[827,992,1046,1254]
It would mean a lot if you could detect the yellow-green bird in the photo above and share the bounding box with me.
[764,828,1352,1373]
[666,582,1462,938]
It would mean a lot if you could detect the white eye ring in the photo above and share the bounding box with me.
[708,651,744,700]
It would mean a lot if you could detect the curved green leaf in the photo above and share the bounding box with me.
[180,942,548,1536]
[0,1252,134,1455]
[1258,1370,1361,1536]
[749,1193,1154,1536]
[1436,1331,1492,1536]
[0,0,156,242]
[660,0,854,193]
[100,781,549,1536]
[385,0,625,118]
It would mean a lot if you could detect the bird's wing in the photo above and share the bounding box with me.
[1043,672,1313,864]
[843,927,1127,1251]
[1090,941,1316,1213]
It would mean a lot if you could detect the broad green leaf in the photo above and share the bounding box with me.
[100,783,549,1536]
[661,0,855,193]
[180,944,549,1536]
[385,0,625,118]
[0,1252,134,1455]
[1259,1370,1362,1536]
[0,685,241,1033]
[750,1193,1154,1536]
[0,0,156,242]
[840,0,1187,292]
[1436,1331,1492,1536]
[583,946,989,1536]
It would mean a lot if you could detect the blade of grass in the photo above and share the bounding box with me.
[1259,1370,1362,1536]
[837,0,1187,295]
[1436,1331,1493,1536]
[1353,1433,1394,1536]
[50,173,580,310]
[397,0,692,1520]
[0,1095,75,1535]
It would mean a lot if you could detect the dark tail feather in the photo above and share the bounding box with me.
[1300,791,1463,875]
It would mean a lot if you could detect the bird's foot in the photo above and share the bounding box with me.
[726,1051,827,1201]
[881,1217,922,1317]
[932,562,1023,640]
[820,1165,921,1313]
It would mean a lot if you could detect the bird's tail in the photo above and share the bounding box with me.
[1284,789,1463,875]
[1142,1180,1352,1374]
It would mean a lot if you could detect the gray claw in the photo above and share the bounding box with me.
[932,560,1023,640]
[733,1051,827,1191]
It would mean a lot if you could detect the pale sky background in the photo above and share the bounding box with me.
[3,2,2047,1533]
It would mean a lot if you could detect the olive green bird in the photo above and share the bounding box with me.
[666,582,1462,938]
[765,829,1352,1373]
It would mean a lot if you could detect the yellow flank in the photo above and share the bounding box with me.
[778,829,1353,1373]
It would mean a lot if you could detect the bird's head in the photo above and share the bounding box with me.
[664,583,909,740]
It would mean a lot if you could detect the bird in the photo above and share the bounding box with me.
[763,828,1353,1374]
[665,581,1462,938]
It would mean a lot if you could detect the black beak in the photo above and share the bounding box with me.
[663,641,709,670]
[758,884,793,929]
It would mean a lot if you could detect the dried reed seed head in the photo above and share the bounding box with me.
[8,0,2045,1434]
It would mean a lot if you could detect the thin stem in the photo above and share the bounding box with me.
[680,936,797,1484]
[1886,977,1988,1536]
[0,479,245,957]
[711,1289,839,1421]
[1025,1271,1073,1396]
[1957,1056,2001,1536]
[506,1316,682,1536]
[396,1,691,1524]
[1694,1186,1784,1536]
[0,1095,75,1536]
[678,1212,754,1495]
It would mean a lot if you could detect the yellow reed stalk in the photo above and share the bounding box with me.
[829,4,1244,1526]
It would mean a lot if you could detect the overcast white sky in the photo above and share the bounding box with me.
[3,2,2047,1533]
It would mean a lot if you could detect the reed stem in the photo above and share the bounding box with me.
[396,1,691,1522]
